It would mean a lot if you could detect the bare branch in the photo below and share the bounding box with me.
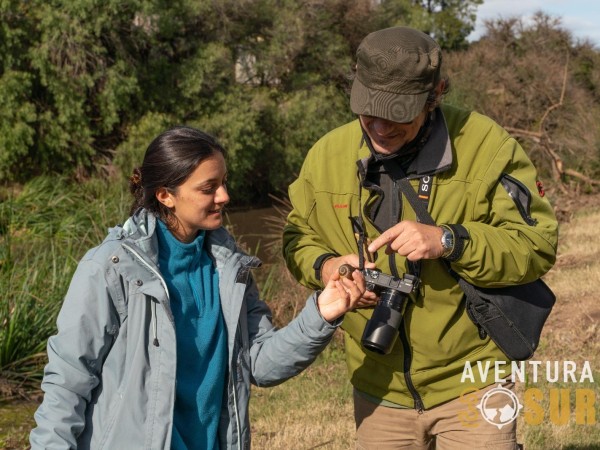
[538,50,569,133]
[564,169,600,186]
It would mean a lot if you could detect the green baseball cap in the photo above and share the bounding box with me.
[350,26,442,123]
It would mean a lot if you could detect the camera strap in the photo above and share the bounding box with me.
[356,166,433,280]
[397,177,436,226]
[398,176,433,279]
[350,215,367,271]
[357,126,434,279]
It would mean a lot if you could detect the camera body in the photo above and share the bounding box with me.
[339,265,419,355]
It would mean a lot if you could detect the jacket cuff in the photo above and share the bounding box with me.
[312,253,338,282]
[308,292,344,329]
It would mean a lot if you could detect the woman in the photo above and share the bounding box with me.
[30,126,365,449]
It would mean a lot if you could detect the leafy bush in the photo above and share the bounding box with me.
[445,13,600,185]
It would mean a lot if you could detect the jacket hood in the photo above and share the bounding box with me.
[108,208,158,258]
[108,208,261,274]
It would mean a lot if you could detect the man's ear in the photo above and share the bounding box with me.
[156,187,174,208]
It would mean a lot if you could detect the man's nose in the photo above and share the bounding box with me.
[371,118,397,135]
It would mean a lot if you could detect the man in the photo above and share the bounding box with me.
[282,26,558,449]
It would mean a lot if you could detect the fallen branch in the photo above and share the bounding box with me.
[563,169,600,186]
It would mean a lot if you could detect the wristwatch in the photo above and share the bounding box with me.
[440,225,455,258]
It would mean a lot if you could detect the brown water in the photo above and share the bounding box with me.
[224,206,280,262]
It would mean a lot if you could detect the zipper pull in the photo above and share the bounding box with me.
[416,398,425,414]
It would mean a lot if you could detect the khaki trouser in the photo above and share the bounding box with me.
[354,383,519,450]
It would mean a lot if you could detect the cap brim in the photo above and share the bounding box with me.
[350,76,428,123]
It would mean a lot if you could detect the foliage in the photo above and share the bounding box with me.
[1,0,482,206]
[375,0,482,50]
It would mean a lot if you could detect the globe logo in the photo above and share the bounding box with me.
[476,384,524,429]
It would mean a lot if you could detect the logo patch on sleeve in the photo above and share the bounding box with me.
[536,180,545,197]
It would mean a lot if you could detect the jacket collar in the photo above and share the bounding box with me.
[114,208,261,279]
[119,208,159,260]
[357,107,453,178]
[409,108,453,176]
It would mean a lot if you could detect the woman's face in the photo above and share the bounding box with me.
[157,152,229,242]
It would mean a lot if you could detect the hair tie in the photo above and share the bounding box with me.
[130,167,142,186]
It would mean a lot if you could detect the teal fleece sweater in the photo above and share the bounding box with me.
[156,220,227,450]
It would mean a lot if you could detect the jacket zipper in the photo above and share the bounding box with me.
[121,242,171,305]
[121,243,172,347]
[231,372,242,450]
[499,173,538,226]
[391,255,425,412]
[391,179,425,414]
[399,322,424,413]
[232,324,243,450]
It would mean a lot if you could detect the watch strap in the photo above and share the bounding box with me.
[443,224,469,262]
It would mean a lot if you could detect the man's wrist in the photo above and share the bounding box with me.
[313,253,338,281]
[440,225,455,258]
[440,224,469,262]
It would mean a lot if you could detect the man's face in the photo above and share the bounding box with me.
[359,108,429,156]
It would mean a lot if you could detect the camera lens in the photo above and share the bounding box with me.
[361,289,407,355]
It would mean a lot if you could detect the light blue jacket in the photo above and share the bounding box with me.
[30,209,339,449]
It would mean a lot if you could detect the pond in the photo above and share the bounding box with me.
[224,206,283,263]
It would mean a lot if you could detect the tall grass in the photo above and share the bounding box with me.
[0,176,129,399]
[0,241,73,396]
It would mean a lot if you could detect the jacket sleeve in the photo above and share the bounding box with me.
[243,276,339,387]
[449,134,559,286]
[283,157,334,290]
[30,258,119,449]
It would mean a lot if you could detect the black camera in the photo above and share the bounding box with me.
[339,264,419,355]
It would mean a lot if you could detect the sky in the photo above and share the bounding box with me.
[468,0,600,48]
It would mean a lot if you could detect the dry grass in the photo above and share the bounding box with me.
[250,346,356,449]
[250,200,600,450]
[538,203,600,366]
[515,203,600,449]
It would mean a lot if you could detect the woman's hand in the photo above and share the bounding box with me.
[321,255,378,308]
[316,269,367,322]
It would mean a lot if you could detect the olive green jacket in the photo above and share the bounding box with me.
[283,104,558,409]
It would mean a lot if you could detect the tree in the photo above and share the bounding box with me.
[0,0,494,205]
[444,12,600,192]
[373,0,482,50]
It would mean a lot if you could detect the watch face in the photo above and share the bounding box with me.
[442,229,454,249]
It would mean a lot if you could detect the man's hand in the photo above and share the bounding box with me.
[321,255,378,307]
[367,220,445,261]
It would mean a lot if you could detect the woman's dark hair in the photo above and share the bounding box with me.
[129,126,227,224]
